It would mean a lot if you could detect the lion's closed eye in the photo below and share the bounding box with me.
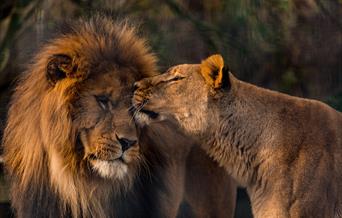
[95,95,110,110]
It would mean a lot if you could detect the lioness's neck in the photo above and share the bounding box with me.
[202,79,290,198]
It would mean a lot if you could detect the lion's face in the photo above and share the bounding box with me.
[42,53,144,182]
[74,70,140,180]
[133,55,227,135]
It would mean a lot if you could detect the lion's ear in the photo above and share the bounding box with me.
[200,54,229,89]
[46,54,77,85]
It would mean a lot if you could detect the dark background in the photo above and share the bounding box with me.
[0,0,341,217]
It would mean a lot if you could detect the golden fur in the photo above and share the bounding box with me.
[133,54,342,218]
[3,18,237,218]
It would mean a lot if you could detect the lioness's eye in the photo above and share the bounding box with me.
[95,95,109,110]
[169,76,185,82]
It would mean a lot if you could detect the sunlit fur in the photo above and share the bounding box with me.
[134,55,342,218]
[2,16,157,218]
[133,64,210,134]
[200,54,224,88]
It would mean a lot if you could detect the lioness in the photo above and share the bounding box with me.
[133,54,342,218]
[3,16,236,217]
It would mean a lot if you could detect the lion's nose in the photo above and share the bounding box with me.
[118,137,137,152]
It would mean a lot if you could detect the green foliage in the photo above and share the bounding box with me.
[280,70,298,92]
[0,48,9,73]
[326,93,342,111]
[0,0,42,73]
[0,167,9,202]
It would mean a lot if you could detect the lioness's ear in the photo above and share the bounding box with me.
[200,54,226,89]
[46,54,77,85]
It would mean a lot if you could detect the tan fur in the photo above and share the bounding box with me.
[133,54,342,218]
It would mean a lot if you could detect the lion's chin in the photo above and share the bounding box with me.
[91,160,128,180]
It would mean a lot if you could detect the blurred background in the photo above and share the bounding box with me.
[0,0,341,217]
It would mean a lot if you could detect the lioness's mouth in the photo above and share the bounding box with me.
[130,103,159,120]
[140,109,159,119]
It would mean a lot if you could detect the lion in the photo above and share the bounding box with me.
[133,54,342,218]
[2,17,237,218]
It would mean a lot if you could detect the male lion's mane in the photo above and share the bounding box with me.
[2,16,161,218]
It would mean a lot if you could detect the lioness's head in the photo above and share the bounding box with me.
[133,54,232,134]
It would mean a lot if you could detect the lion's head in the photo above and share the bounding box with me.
[133,54,230,135]
[3,16,157,217]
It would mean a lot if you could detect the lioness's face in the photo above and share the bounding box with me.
[74,70,140,180]
[133,55,227,135]
[133,64,210,133]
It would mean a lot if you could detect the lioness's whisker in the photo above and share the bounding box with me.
[129,101,148,124]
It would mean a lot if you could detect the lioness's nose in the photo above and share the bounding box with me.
[118,137,137,152]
